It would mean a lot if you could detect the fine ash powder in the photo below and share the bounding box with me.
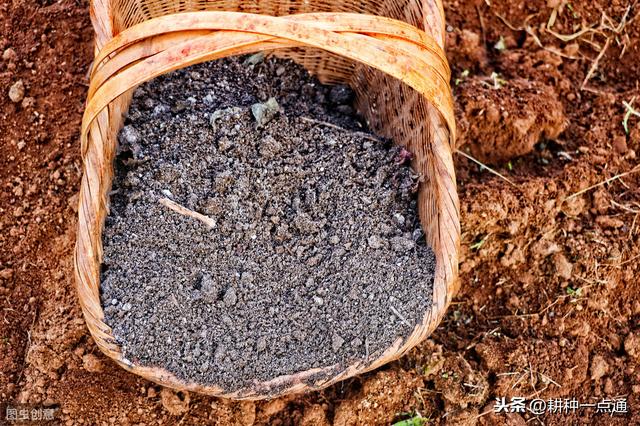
[101,55,436,392]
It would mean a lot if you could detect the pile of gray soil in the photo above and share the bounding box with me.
[101,54,436,391]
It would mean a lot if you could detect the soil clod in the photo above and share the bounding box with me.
[8,80,25,103]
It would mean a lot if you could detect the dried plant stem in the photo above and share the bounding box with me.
[158,197,216,229]
[299,116,384,143]
[564,165,640,201]
[456,150,516,187]
[581,37,610,90]
[390,306,411,327]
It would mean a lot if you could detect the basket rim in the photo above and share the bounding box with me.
[81,11,456,152]
[76,4,459,399]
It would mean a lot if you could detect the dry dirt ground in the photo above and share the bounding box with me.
[1,0,640,425]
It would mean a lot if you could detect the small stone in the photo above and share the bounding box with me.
[222,315,233,326]
[122,303,132,311]
[553,252,573,280]
[82,353,103,373]
[604,378,614,394]
[275,66,286,76]
[392,213,405,226]
[153,104,168,115]
[612,135,628,154]
[329,235,340,245]
[243,52,265,66]
[294,213,320,234]
[256,337,267,352]
[2,47,17,61]
[625,333,640,360]
[0,269,14,280]
[223,287,237,306]
[367,235,385,249]
[390,236,415,253]
[251,97,279,127]
[312,296,324,306]
[214,343,226,361]
[332,333,345,351]
[8,80,25,103]
[17,141,26,150]
[190,289,202,301]
[200,274,220,301]
[120,125,140,145]
[210,106,243,133]
[240,272,254,284]
[21,97,35,109]
[258,135,283,159]
[203,93,214,105]
[171,100,188,113]
[160,388,190,416]
[306,254,322,267]
[217,137,234,152]
[590,355,609,381]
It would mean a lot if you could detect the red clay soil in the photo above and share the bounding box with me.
[1,0,639,425]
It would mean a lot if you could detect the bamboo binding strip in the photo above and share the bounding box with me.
[76,0,460,399]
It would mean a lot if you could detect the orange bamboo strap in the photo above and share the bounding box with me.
[91,12,445,69]
[88,12,450,98]
[88,27,446,101]
[82,11,455,154]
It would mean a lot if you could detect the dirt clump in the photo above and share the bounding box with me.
[161,388,191,416]
[8,79,25,103]
[447,29,489,72]
[455,76,566,164]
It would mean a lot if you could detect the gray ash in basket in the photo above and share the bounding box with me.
[101,54,436,391]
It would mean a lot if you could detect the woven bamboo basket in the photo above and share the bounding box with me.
[75,0,460,399]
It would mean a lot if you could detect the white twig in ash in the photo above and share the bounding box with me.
[390,306,412,327]
[158,197,216,230]
[299,116,383,143]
